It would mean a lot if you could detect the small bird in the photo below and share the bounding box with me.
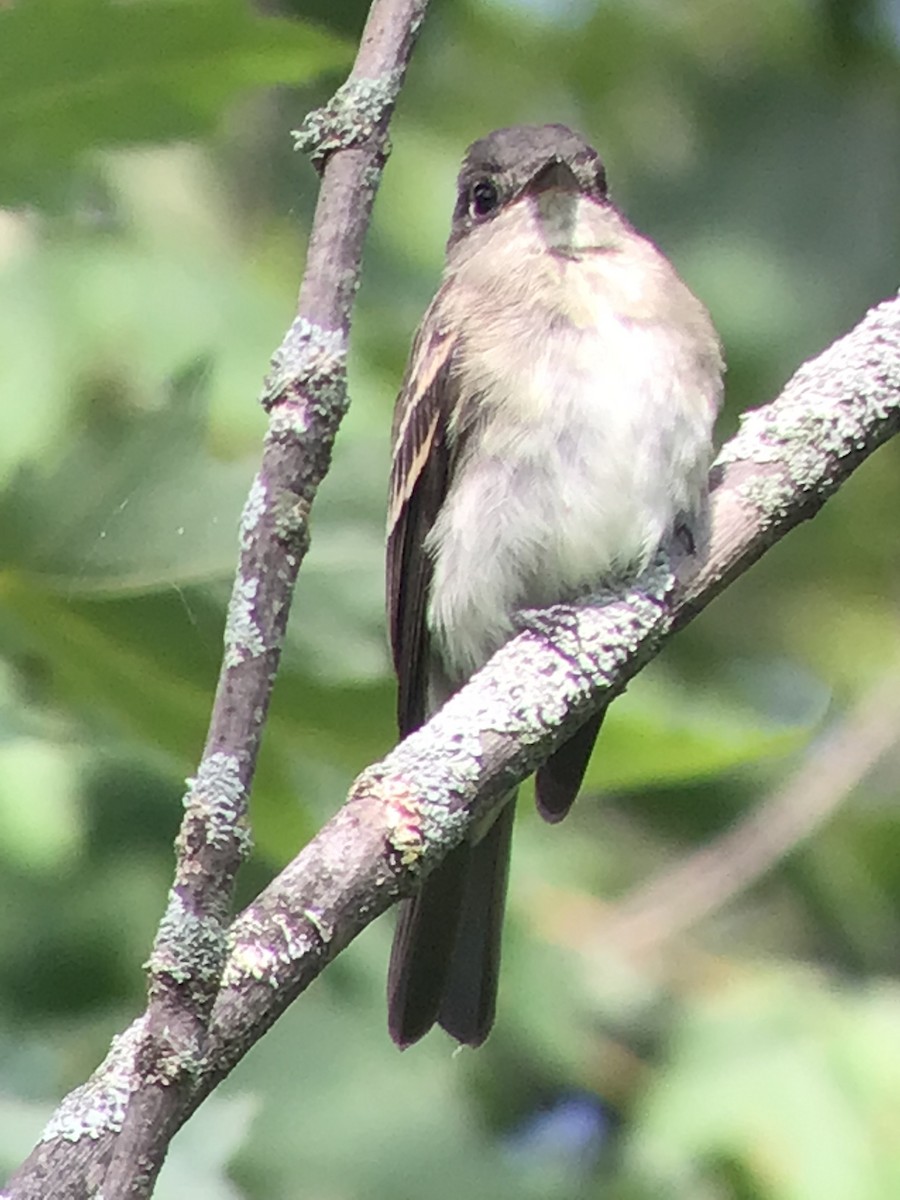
[386,124,723,1048]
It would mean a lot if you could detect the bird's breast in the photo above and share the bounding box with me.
[427,221,721,680]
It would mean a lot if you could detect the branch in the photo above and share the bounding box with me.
[600,662,900,953]
[8,292,900,1199]
[1,3,429,1199]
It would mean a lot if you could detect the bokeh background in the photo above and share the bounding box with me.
[2,1,900,1196]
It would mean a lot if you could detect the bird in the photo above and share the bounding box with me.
[385,123,723,1048]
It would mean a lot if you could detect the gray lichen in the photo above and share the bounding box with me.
[40,1020,145,1143]
[292,72,402,166]
[147,890,226,988]
[183,753,247,851]
[261,318,348,422]
[224,575,267,668]
[239,475,267,550]
[222,908,320,988]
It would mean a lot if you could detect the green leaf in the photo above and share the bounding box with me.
[158,1094,259,1200]
[0,0,351,205]
[0,1095,52,1183]
[0,572,394,856]
[0,738,85,872]
[626,969,900,1200]
[0,364,256,593]
[580,674,824,793]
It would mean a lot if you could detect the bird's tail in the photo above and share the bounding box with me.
[388,797,516,1048]
[534,710,604,822]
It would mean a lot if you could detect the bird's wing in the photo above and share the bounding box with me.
[387,299,459,736]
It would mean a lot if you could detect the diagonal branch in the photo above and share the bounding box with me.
[200,292,900,1077]
[9,292,900,1200]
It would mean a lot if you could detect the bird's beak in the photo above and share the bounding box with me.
[525,158,596,255]
[525,158,581,195]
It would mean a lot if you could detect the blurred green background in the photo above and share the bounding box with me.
[2,0,900,1196]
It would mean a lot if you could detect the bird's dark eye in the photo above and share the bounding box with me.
[469,178,499,217]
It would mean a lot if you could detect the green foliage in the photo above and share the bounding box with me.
[0,0,350,206]
[582,675,824,792]
[1,0,900,1196]
[625,970,900,1199]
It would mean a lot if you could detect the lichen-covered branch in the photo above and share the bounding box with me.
[7,293,898,1200]
[0,3,429,1200]
[161,291,900,1095]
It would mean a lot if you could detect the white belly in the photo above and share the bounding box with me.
[426,311,714,680]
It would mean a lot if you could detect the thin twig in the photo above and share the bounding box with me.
[600,664,900,954]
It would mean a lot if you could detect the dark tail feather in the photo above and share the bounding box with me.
[390,700,599,1048]
[388,842,470,1048]
[387,796,516,1049]
[535,710,604,823]
[438,798,515,1046]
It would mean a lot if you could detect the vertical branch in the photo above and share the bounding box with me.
[2,3,431,1200]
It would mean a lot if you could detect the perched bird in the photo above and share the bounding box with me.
[386,124,723,1048]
